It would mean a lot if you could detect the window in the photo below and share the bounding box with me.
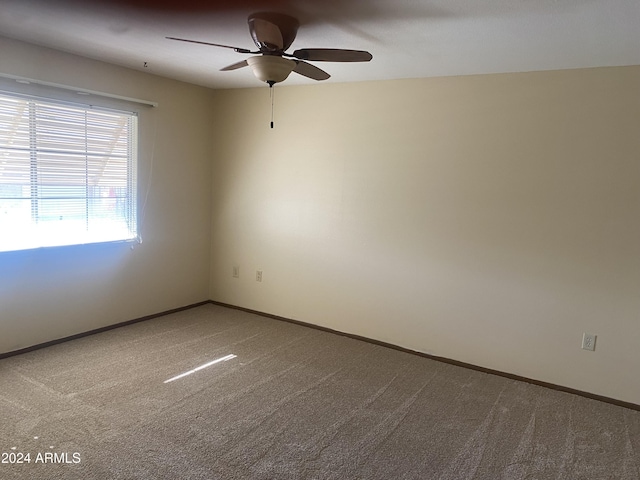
[0,92,138,252]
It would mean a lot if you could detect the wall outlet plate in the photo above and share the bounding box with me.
[582,333,597,351]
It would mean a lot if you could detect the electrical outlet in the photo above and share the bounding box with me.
[256,270,263,282]
[232,266,239,278]
[582,333,597,351]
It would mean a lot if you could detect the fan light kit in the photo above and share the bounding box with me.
[246,56,296,84]
[167,12,372,126]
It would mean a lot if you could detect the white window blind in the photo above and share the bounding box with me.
[0,92,138,252]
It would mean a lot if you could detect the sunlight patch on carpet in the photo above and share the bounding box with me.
[163,354,237,384]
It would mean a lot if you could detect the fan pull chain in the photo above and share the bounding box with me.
[269,82,275,128]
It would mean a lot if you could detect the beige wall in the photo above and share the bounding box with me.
[0,37,214,353]
[210,66,640,405]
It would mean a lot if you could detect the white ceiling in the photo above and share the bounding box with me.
[0,0,638,89]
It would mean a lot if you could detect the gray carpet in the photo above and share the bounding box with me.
[1,303,638,479]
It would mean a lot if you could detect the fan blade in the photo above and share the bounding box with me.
[166,37,254,54]
[220,60,249,71]
[249,18,283,51]
[293,61,330,81]
[292,49,373,62]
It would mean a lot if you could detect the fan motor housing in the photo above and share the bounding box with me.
[248,12,299,52]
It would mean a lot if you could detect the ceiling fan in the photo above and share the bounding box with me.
[167,12,373,86]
